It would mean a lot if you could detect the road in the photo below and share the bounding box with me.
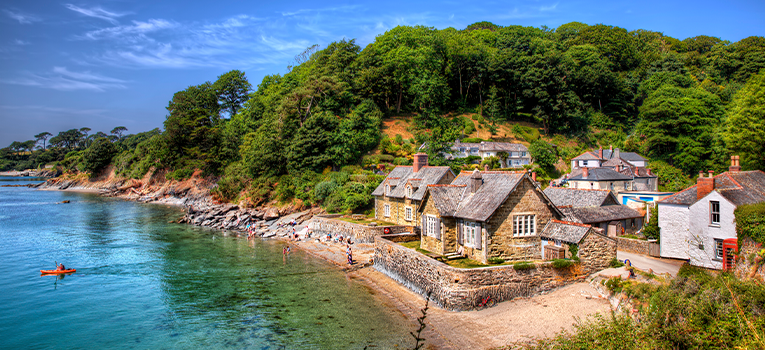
[617,250,686,276]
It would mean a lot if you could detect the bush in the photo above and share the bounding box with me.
[393,157,410,165]
[643,205,661,241]
[551,259,574,269]
[488,257,505,264]
[513,261,536,270]
[609,258,625,268]
[461,137,485,143]
[313,180,338,201]
[166,167,194,180]
[735,202,765,245]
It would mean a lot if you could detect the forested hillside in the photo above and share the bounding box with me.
[3,21,764,210]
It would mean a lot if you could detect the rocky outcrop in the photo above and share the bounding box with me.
[0,169,59,177]
[178,204,324,237]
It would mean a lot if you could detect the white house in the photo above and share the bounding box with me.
[658,157,765,269]
[422,140,531,168]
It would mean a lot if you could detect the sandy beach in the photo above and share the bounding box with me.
[279,235,613,350]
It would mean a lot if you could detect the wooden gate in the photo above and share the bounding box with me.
[648,242,660,257]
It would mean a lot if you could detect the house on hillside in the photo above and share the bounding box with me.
[418,170,563,263]
[568,146,658,193]
[658,156,765,269]
[543,187,644,236]
[421,140,531,168]
[372,153,455,226]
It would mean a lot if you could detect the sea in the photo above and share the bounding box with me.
[0,176,411,349]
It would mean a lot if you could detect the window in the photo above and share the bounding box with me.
[521,151,526,157]
[425,215,438,237]
[590,182,594,189]
[383,204,390,217]
[710,201,720,224]
[513,215,536,237]
[582,160,588,167]
[405,207,413,221]
[610,182,614,191]
[462,221,480,248]
[714,239,724,260]
[385,184,390,195]
[406,186,412,198]
[459,147,465,153]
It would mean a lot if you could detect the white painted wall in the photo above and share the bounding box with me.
[658,203,691,260]
[687,191,737,269]
[571,160,602,168]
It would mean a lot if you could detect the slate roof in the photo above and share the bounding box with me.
[660,170,765,206]
[571,151,601,160]
[616,166,656,178]
[426,185,468,217]
[540,220,592,244]
[543,188,617,208]
[601,149,646,162]
[371,166,453,201]
[452,142,528,153]
[568,167,633,181]
[561,205,643,224]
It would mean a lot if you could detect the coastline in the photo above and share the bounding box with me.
[30,173,616,349]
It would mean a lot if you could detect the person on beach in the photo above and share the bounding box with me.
[283,246,287,256]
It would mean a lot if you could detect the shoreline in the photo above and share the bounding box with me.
[29,175,618,349]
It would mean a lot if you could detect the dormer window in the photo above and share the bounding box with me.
[406,186,413,198]
[385,184,390,195]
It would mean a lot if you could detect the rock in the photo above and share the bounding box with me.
[264,207,280,220]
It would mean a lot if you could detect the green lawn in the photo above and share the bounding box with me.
[335,216,397,226]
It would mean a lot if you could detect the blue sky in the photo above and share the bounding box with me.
[1,0,763,147]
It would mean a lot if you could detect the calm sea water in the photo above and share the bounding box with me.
[0,177,411,349]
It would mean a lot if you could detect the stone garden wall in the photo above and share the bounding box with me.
[312,216,413,243]
[734,237,765,281]
[615,236,650,255]
[374,235,598,311]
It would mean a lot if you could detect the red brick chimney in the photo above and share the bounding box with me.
[634,167,639,176]
[697,170,715,201]
[729,155,741,172]
[583,167,589,179]
[413,153,428,173]
[598,147,603,159]
[532,172,537,182]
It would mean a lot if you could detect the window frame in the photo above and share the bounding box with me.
[405,206,413,221]
[383,204,391,217]
[462,220,480,248]
[513,214,536,237]
[714,238,724,260]
[425,215,438,237]
[710,201,720,225]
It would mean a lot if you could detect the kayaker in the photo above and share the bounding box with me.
[57,263,65,271]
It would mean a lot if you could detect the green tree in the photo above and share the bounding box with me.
[34,132,52,150]
[529,140,557,169]
[214,69,252,118]
[111,126,128,140]
[725,71,765,170]
[81,137,118,175]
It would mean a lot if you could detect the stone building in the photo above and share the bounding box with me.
[418,170,563,264]
[567,146,658,193]
[371,153,455,226]
[543,187,644,236]
[540,220,617,267]
[658,157,765,269]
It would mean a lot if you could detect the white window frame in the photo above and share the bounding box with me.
[406,186,412,198]
[714,238,724,260]
[513,214,536,237]
[462,220,480,248]
[425,215,438,237]
[405,206,413,221]
[385,184,390,196]
[383,204,390,217]
[710,201,720,225]
[582,160,588,167]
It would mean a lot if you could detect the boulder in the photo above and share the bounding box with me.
[263,207,280,220]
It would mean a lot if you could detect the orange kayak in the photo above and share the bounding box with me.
[40,269,76,274]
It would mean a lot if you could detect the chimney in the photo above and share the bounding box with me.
[532,172,537,182]
[470,169,483,193]
[729,155,741,172]
[598,147,603,159]
[413,153,428,173]
[647,168,652,176]
[583,167,589,179]
[614,148,621,160]
[609,145,613,152]
[697,170,715,200]
[634,167,639,176]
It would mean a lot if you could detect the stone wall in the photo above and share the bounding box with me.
[312,216,412,243]
[734,237,765,281]
[615,236,650,255]
[375,235,596,311]
[580,232,618,271]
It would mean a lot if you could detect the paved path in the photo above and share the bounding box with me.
[617,250,686,276]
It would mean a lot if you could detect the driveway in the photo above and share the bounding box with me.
[617,250,686,276]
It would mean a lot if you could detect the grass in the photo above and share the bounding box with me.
[335,216,396,226]
[445,257,487,268]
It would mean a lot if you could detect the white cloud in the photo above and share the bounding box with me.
[540,3,559,11]
[14,39,30,45]
[1,67,127,92]
[78,19,177,40]
[64,4,128,24]
[3,9,40,24]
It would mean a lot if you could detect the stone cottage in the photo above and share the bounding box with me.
[543,187,644,236]
[371,153,455,226]
[539,220,617,268]
[418,170,563,264]
[568,146,658,193]
[658,157,765,269]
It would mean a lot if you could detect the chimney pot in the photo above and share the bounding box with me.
[708,170,714,178]
[729,155,741,172]
[609,145,613,151]
[697,171,716,200]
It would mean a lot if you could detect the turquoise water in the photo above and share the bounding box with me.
[0,177,411,349]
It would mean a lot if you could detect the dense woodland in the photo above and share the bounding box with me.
[2,21,765,211]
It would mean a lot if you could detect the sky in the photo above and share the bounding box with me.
[1,0,763,147]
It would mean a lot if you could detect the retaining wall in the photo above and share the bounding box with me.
[312,216,413,243]
[615,236,650,255]
[374,235,593,311]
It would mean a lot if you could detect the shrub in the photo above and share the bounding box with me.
[313,180,338,201]
[609,258,625,268]
[643,204,661,241]
[735,202,765,245]
[513,261,536,270]
[393,157,410,165]
[604,276,625,293]
[166,167,194,180]
[488,257,505,264]
[551,259,574,269]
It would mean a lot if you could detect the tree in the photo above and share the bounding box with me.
[725,71,765,170]
[81,137,117,175]
[34,132,52,150]
[214,70,252,118]
[111,126,128,140]
[529,140,557,169]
